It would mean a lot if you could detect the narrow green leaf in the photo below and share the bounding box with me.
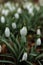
[9,37,18,53]
[25,61,33,65]
[29,53,37,57]
[38,60,42,65]
[10,33,21,49]
[18,48,24,60]
[35,54,43,60]
[0,60,15,65]
[0,38,17,58]
[0,54,14,60]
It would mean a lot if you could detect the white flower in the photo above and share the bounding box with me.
[14,13,19,19]
[5,27,10,37]
[37,29,41,36]
[36,38,41,46]
[12,22,16,29]
[23,2,34,15]
[4,2,16,12]
[1,16,5,23]
[39,0,43,6]
[15,3,19,7]
[23,2,33,9]
[22,52,27,61]
[9,6,16,12]
[12,6,16,11]
[20,26,27,36]
[4,2,11,7]
[35,4,40,11]
[2,9,9,16]
[28,7,34,15]
[17,7,22,14]
[0,45,2,53]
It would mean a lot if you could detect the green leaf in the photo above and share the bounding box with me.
[9,37,18,54]
[29,53,37,57]
[0,54,14,60]
[38,60,42,65]
[0,60,15,65]
[25,61,33,65]
[35,54,43,60]
[18,48,24,60]
[10,33,21,49]
[0,37,17,58]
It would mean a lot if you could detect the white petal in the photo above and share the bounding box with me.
[12,22,16,29]
[1,16,5,23]
[22,52,27,61]
[14,13,19,19]
[39,0,43,6]
[5,27,10,37]
[0,45,2,53]
[20,27,27,36]
[2,9,9,16]
[28,7,33,14]
[36,38,41,46]
[35,4,40,11]
[17,8,22,14]
[37,29,41,35]
[4,2,11,7]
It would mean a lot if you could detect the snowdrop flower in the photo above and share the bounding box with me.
[5,27,10,37]
[35,4,40,11]
[15,3,19,7]
[2,9,9,16]
[37,28,41,36]
[1,16,5,23]
[12,22,16,29]
[9,6,16,12]
[23,2,34,15]
[20,26,27,36]
[0,45,2,53]
[4,2,11,7]
[4,2,16,12]
[22,52,27,61]
[23,2,33,9]
[12,6,16,11]
[36,38,41,46]
[14,13,19,19]
[17,7,22,14]
[28,7,34,15]
[39,0,43,6]
[28,7,34,14]
[27,2,33,10]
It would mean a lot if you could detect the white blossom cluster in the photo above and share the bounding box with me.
[23,2,40,16]
[0,1,40,17]
[4,26,27,37]
[0,1,42,46]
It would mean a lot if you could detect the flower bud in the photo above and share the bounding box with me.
[14,13,19,19]
[22,52,27,61]
[0,45,2,53]
[1,16,5,23]
[17,7,22,14]
[12,22,16,29]
[37,29,41,36]
[5,27,10,37]
[20,26,27,36]
[36,38,41,46]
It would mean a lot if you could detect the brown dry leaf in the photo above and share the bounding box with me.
[1,44,7,53]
